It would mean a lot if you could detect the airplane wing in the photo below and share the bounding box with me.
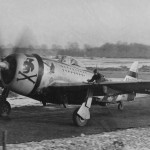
[50,80,150,95]
[101,80,150,94]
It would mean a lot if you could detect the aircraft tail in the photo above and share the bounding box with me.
[124,61,138,81]
[116,61,138,102]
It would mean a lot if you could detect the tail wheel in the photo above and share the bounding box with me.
[73,107,88,127]
[118,102,123,110]
[0,101,11,117]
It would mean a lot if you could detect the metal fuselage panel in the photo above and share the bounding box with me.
[34,58,101,104]
[1,54,105,104]
[38,59,93,89]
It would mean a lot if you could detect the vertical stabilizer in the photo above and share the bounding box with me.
[116,61,138,101]
[124,61,138,81]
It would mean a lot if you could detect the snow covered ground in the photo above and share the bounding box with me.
[77,57,150,68]
[2,127,150,150]
[7,96,41,108]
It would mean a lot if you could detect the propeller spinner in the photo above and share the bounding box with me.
[0,61,9,70]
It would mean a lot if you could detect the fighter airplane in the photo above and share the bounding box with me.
[0,53,150,127]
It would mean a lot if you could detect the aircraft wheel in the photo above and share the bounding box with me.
[0,101,11,117]
[118,102,123,110]
[73,107,88,127]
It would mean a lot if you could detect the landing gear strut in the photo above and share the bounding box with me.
[41,100,46,106]
[0,88,11,117]
[0,101,11,117]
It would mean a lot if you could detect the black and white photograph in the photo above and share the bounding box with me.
[0,0,150,149]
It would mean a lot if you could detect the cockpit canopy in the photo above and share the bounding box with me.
[56,55,86,69]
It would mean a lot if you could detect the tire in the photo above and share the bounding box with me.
[118,102,123,111]
[72,107,88,127]
[0,101,11,117]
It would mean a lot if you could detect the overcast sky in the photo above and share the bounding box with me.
[0,0,150,48]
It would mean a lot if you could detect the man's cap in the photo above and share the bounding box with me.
[93,69,98,73]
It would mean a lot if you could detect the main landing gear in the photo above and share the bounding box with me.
[73,100,124,127]
[73,88,93,127]
[72,88,125,126]
[41,100,46,106]
[0,101,11,117]
[0,88,11,117]
[73,107,88,127]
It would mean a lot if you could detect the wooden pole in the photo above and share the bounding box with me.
[2,130,7,150]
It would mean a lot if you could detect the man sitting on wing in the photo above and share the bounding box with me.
[87,69,103,83]
[87,69,108,98]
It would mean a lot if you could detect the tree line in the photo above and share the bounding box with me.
[57,42,150,58]
[1,42,150,58]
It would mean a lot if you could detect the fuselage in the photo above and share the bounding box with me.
[34,58,99,104]
[38,57,93,88]
[1,53,104,105]
[0,53,139,111]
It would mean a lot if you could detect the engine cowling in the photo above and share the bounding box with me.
[1,53,44,96]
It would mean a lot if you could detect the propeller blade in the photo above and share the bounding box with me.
[13,27,37,54]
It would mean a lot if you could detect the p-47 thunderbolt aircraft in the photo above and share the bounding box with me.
[0,53,150,127]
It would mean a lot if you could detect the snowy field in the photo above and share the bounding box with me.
[7,96,41,108]
[76,57,150,68]
[3,127,150,150]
